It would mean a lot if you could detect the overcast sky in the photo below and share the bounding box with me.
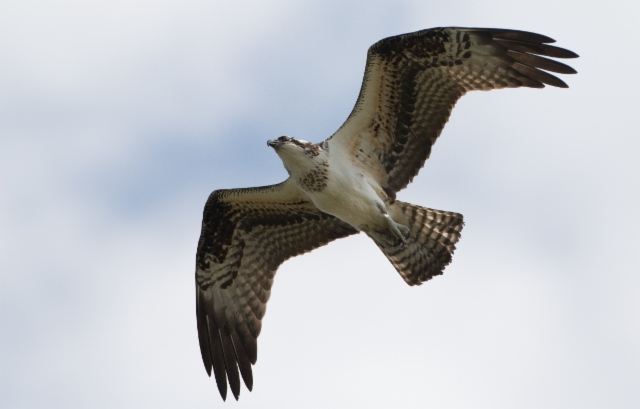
[1,1,639,408]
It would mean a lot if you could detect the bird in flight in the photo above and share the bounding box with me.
[194,26,577,400]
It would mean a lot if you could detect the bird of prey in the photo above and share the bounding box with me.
[195,27,577,400]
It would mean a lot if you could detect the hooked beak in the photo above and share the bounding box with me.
[267,139,280,148]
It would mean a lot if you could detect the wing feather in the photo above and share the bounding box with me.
[195,179,357,400]
[328,27,578,193]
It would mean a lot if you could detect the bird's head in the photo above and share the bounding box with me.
[267,136,325,176]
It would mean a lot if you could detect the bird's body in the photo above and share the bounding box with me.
[272,137,402,244]
[194,26,578,401]
[309,169,387,236]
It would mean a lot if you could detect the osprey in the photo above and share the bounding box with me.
[195,27,577,400]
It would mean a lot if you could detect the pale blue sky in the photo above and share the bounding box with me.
[1,1,639,408]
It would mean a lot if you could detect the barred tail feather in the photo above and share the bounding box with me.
[379,201,464,285]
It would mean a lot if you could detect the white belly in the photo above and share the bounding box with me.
[303,165,387,231]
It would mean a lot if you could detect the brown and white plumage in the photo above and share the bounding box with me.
[330,27,577,194]
[196,180,356,400]
[195,27,577,400]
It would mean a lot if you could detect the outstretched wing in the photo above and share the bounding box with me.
[328,27,578,195]
[195,179,357,400]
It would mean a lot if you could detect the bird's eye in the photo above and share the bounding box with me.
[278,136,290,142]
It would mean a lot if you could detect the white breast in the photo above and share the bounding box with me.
[303,152,388,231]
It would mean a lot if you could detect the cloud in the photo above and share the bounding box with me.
[1,1,638,408]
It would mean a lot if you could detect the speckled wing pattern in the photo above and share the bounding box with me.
[195,179,357,400]
[329,27,578,194]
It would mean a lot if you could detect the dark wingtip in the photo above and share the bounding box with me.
[229,380,241,401]
[219,327,242,401]
[496,29,555,44]
[513,62,570,88]
[218,384,227,401]
[231,329,254,392]
[196,291,214,378]
[564,50,579,59]
[494,38,579,60]
[216,375,228,401]
[208,316,229,402]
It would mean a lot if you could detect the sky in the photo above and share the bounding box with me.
[1,1,639,408]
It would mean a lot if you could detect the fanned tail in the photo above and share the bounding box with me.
[378,201,464,285]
